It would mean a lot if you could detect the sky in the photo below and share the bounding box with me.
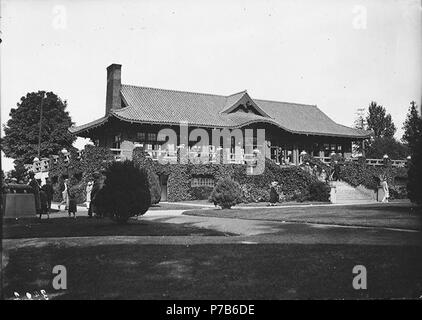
[1,0,421,172]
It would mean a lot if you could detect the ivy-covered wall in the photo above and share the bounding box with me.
[132,147,319,202]
[302,154,408,199]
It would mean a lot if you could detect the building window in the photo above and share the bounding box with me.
[137,132,146,142]
[147,132,157,142]
[113,134,121,149]
[191,177,215,188]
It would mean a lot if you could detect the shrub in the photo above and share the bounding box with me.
[190,186,214,200]
[95,160,151,222]
[307,181,331,202]
[240,183,269,203]
[147,169,161,204]
[407,130,422,204]
[210,179,242,209]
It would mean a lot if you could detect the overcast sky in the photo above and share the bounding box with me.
[1,0,421,171]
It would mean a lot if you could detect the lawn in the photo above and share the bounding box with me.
[148,203,210,211]
[2,216,227,239]
[184,203,422,230]
[3,243,422,299]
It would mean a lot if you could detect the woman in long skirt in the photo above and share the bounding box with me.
[269,181,279,206]
[380,176,390,203]
[58,179,69,210]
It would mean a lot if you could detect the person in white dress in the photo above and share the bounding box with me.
[380,176,389,203]
[85,181,93,213]
[58,179,69,210]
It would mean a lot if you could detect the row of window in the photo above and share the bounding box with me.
[191,177,215,188]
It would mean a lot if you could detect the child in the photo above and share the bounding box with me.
[68,191,77,218]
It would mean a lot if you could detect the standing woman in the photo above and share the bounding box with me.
[381,176,390,203]
[58,179,69,210]
[27,172,41,215]
[86,181,93,217]
[268,181,279,206]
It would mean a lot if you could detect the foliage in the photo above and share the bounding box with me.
[147,169,161,204]
[2,91,76,164]
[402,101,422,151]
[407,122,422,204]
[366,101,396,138]
[307,181,331,202]
[339,160,408,192]
[9,160,28,182]
[190,186,214,200]
[210,179,242,209]
[354,107,367,130]
[240,184,270,203]
[94,161,151,222]
[49,145,115,202]
[365,137,408,160]
[133,149,327,203]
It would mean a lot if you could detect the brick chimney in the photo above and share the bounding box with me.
[106,63,122,114]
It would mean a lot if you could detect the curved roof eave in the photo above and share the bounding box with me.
[111,112,371,139]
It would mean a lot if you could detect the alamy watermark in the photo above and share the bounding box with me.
[352,265,367,290]
[150,122,266,175]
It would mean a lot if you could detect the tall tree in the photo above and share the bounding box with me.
[402,101,422,150]
[365,137,408,159]
[366,101,396,138]
[2,91,76,164]
[407,124,422,204]
[352,107,368,154]
[353,107,367,130]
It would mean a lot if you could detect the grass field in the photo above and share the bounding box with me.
[185,203,422,230]
[3,243,422,299]
[3,216,227,239]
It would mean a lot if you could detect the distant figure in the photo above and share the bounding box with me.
[39,189,50,219]
[68,191,77,218]
[27,172,41,215]
[380,176,389,203]
[41,178,54,213]
[268,181,279,206]
[58,179,69,210]
[312,165,318,177]
[302,162,311,175]
[89,173,102,218]
[319,169,328,183]
[85,181,93,214]
[332,161,341,181]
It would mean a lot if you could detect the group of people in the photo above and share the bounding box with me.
[57,174,103,218]
[25,171,104,219]
[302,161,341,183]
[27,172,54,219]
[57,178,78,218]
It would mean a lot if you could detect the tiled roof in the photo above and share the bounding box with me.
[70,84,371,138]
[69,116,109,134]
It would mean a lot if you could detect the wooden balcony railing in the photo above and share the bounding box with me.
[313,156,407,167]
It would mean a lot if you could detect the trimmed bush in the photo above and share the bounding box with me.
[95,160,151,223]
[307,181,331,202]
[147,169,161,204]
[210,179,242,209]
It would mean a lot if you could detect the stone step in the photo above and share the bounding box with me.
[331,181,376,204]
[335,199,377,204]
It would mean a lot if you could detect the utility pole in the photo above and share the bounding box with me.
[37,92,45,158]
